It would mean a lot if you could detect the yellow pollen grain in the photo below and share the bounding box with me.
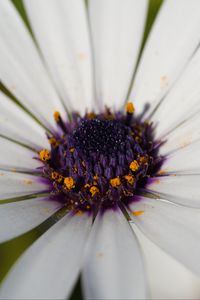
[51,171,59,180]
[86,205,90,209]
[70,148,75,153]
[53,111,61,122]
[93,175,98,180]
[39,149,51,162]
[131,210,144,216]
[84,183,90,189]
[129,160,139,172]
[126,102,135,114]
[125,175,135,185]
[64,177,75,190]
[110,177,121,188]
[90,186,99,197]
[57,175,63,183]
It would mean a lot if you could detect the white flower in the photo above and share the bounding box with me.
[1,0,200,299]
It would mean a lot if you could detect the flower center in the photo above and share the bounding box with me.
[73,119,128,155]
[38,104,163,212]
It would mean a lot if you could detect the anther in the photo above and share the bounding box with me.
[125,174,135,185]
[126,102,135,125]
[90,186,99,197]
[39,149,51,162]
[129,160,139,172]
[64,177,75,190]
[110,177,121,188]
[53,111,67,133]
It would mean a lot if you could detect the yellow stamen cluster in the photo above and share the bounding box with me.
[126,102,135,114]
[110,177,121,188]
[39,149,51,162]
[90,186,99,197]
[129,160,139,172]
[125,174,135,185]
[53,111,61,122]
[64,177,75,190]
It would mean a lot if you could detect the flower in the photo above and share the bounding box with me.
[1,0,200,299]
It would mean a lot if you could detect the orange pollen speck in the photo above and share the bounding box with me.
[39,149,51,162]
[131,210,144,216]
[129,160,139,172]
[64,177,75,190]
[139,156,148,164]
[53,111,61,122]
[110,177,121,187]
[125,175,135,185]
[70,148,75,153]
[126,102,135,114]
[90,186,99,197]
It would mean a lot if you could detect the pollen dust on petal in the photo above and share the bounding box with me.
[75,210,84,216]
[96,252,104,258]
[131,210,144,216]
[154,179,160,184]
[0,172,4,176]
[160,75,169,88]
[77,52,87,61]
[157,169,167,175]
[23,179,33,185]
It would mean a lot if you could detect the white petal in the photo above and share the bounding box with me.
[82,208,147,299]
[130,0,200,116]
[24,0,94,114]
[0,197,61,243]
[152,48,200,139]
[132,224,200,300]
[0,1,66,131]
[0,92,48,149]
[161,140,200,175]
[89,0,148,110]
[0,213,92,299]
[0,136,42,172]
[0,171,49,201]
[129,197,200,276]
[145,175,200,208]
[158,111,200,155]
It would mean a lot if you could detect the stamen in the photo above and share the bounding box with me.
[125,174,135,185]
[53,111,67,133]
[53,111,61,122]
[125,101,135,125]
[110,177,121,188]
[126,102,135,114]
[39,149,51,162]
[90,186,99,197]
[64,177,75,190]
[129,160,139,172]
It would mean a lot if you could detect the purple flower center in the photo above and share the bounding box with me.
[38,105,163,212]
